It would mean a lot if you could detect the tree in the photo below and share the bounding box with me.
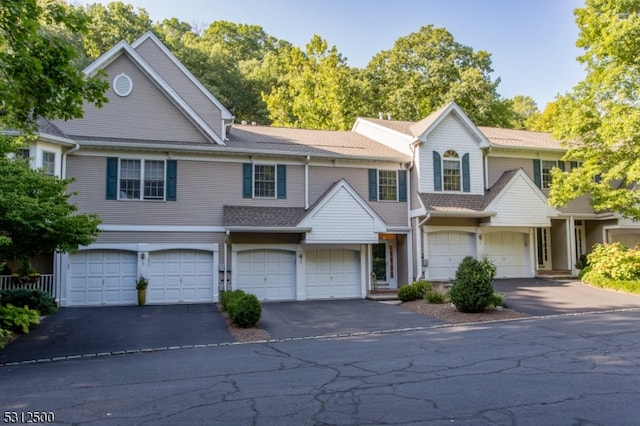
[509,95,540,130]
[0,156,101,272]
[526,101,559,132]
[364,25,509,126]
[549,0,640,220]
[0,0,108,132]
[262,35,365,130]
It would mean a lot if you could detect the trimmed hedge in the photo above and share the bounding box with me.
[0,288,58,315]
[220,289,262,328]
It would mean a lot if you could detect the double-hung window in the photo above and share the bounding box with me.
[442,150,461,191]
[254,164,276,198]
[42,151,56,176]
[533,159,564,189]
[106,157,176,201]
[378,170,398,201]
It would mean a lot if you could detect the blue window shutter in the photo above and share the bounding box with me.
[368,169,378,201]
[533,159,542,188]
[462,153,470,193]
[558,161,565,172]
[398,170,407,202]
[106,157,118,200]
[277,164,286,199]
[433,151,442,192]
[242,163,252,198]
[166,160,177,201]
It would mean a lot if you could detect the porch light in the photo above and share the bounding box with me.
[379,234,395,240]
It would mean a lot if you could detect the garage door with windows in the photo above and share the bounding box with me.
[236,249,296,301]
[426,231,476,280]
[305,249,361,299]
[148,249,214,304]
[68,250,138,306]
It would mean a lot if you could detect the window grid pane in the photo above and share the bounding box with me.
[120,159,141,199]
[42,151,55,176]
[254,165,275,198]
[443,160,461,191]
[144,160,165,200]
[541,160,556,189]
[378,170,397,201]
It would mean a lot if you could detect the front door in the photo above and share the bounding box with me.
[536,228,551,270]
[372,239,397,289]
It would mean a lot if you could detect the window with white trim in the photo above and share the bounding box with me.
[42,151,56,176]
[254,164,276,198]
[442,150,461,191]
[119,159,165,200]
[378,170,397,201]
[541,160,557,189]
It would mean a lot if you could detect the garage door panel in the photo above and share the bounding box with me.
[236,250,296,301]
[148,250,214,304]
[306,249,360,300]
[484,232,528,278]
[427,232,475,280]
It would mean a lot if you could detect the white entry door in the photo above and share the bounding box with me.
[371,240,397,288]
[236,250,296,301]
[306,249,361,299]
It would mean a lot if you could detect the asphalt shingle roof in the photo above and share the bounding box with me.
[223,205,307,228]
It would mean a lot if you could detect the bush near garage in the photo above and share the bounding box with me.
[581,243,640,295]
[398,280,433,302]
[220,289,262,328]
[0,288,58,315]
[0,304,40,334]
[449,256,497,313]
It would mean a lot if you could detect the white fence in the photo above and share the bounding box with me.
[0,275,56,298]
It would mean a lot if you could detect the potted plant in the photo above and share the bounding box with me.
[136,276,149,306]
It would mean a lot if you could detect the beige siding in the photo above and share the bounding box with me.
[134,38,224,139]
[427,217,479,227]
[95,231,224,244]
[487,157,533,188]
[550,219,569,270]
[308,166,408,227]
[396,234,409,285]
[54,56,208,143]
[67,155,305,226]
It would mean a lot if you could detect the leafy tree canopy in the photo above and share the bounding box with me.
[549,0,640,219]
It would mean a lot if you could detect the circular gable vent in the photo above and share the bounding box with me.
[113,73,133,97]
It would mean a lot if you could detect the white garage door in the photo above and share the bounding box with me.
[610,231,640,249]
[68,250,137,306]
[427,231,476,280]
[148,250,214,304]
[306,249,361,299]
[236,250,296,301]
[484,232,529,278]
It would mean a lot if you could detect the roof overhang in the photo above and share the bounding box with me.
[225,226,311,233]
[426,210,496,218]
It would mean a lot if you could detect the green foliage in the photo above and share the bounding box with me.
[425,290,447,304]
[587,243,640,281]
[449,256,496,313]
[549,0,640,220]
[0,288,58,315]
[0,304,40,333]
[0,0,108,132]
[582,270,640,295]
[135,276,148,290]
[0,156,101,264]
[220,289,262,328]
[0,326,11,348]
[488,293,506,308]
[228,293,262,328]
[398,280,433,302]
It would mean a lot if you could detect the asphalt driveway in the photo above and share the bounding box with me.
[3,278,640,365]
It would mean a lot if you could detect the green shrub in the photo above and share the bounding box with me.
[0,326,11,349]
[449,256,496,313]
[398,280,433,302]
[229,293,262,328]
[425,290,446,304]
[582,270,640,295]
[488,293,505,308]
[587,243,640,281]
[0,304,40,333]
[0,288,58,315]
[219,289,246,312]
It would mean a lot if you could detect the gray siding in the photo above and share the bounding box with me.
[67,155,305,226]
[487,156,533,188]
[55,55,208,143]
[95,231,224,244]
[550,219,569,270]
[309,166,408,227]
[135,38,224,139]
[397,234,409,285]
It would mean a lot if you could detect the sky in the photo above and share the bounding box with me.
[80,0,587,109]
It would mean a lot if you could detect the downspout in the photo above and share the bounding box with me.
[224,230,230,291]
[406,138,419,283]
[305,155,310,210]
[57,143,80,303]
[416,213,432,280]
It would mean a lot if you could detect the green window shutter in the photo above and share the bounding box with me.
[242,163,252,198]
[558,161,565,171]
[398,170,407,202]
[433,151,442,192]
[533,159,542,188]
[106,157,118,200]
[166,160,177,201]
[462,153,470,193]
[277,164,286,199]
[368,169,378,201]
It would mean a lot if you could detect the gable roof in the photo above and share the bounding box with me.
[82,33,227,145]
[223,205,308,231]
[478,127,563,151]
